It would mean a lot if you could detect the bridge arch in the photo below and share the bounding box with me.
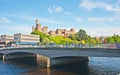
[50,56,89,67]
[0,53,4,60]
[1,51,51,68]
[4,52,37,60]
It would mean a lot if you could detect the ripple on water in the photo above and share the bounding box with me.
[89,57,120,75]
[0,57,120,75]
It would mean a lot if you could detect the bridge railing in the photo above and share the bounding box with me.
[0,43,118,50]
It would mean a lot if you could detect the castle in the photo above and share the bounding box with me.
[32,19,75,37]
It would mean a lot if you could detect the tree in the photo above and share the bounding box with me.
[43,37,50,44]
[69,34,76,40]
[113,34,120,43]
[90,38,97,44]
[106,37,114,43]
[31,30,46,43]
[76,29,87,41]
[86,35,92,44]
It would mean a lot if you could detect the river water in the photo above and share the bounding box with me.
[0,57,120,75]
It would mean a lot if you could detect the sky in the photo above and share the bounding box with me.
[0,0,120,37]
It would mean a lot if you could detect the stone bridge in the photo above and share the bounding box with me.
[0,47,120,68]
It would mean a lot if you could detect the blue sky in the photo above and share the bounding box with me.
[0,0,120,36]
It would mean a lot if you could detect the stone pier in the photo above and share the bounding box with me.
[36,54,51,68]
[36,54,89,68]
[50,56,89,68]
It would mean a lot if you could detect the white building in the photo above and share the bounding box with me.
[14,33,39,45]
[1,35,14,44]
[0,35,1,43]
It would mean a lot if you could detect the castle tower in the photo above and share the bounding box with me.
[36,19,42,32]
[49,30,55,36]
[64,29,67,37]
[32,19,76,37]
[43,26,48,35]
[36,19,39,24]
[32,26,35,31]
[70,29,75,34]
[56,29,63,36]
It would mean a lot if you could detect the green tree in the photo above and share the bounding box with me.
[43,37,50,44]
[86,35,92,44]
[106,37,115,43]
[89,38,96,44]
[76,29,87,41]
[31,30,46,43]
[69,34,76,40]
[113,34,120,43]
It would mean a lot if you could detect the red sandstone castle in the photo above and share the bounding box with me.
[32,19,75,37]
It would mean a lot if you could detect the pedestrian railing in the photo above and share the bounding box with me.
[0,43,119,50]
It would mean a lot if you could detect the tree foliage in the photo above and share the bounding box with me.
[76,29,87,41]
[31,30,120,45]
[113,34,120,43]
[106,37,115,43]
[31,30,74,44]
[31,30,46,43]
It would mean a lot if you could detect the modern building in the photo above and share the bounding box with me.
[14,33,40,45]
[0,35,14,44]
[0,35,1,43]
[32,19,75,37]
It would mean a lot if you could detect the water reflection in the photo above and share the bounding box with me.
[22,68,75,75]
[0,57,120,75]
[20,57,120,75]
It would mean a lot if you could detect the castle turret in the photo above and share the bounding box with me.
[43,26,48,35]
[70,29,75,34]
[36,19,42,32]
[36,19,39,24]
[32,26,35,32]
[32,19,75,37]
[49,30,55,36]
[64,29,67,37]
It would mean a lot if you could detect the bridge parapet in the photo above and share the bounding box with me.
[1,43,120,50]
[0,47,120,68]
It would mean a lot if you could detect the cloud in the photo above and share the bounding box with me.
[17,14,67,25]
[0,17,11,23]
[64,12,72,15]
[79,0,120,12]
[85,28,120,37]
[38,18,67,25]
[116,0,120,7]
[55,6,63,12]
[48,5,63,13]
[48,8,52,13]
[48,5,72,15]
[76,17,82,23]
[47,5,73,18]
[82,23,120,36]
[13,25,31,33]
[88,17,120,22]
[0,12,68,26]
[0,24,31,34]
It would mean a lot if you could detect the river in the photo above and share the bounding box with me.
[0,57,120,75]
